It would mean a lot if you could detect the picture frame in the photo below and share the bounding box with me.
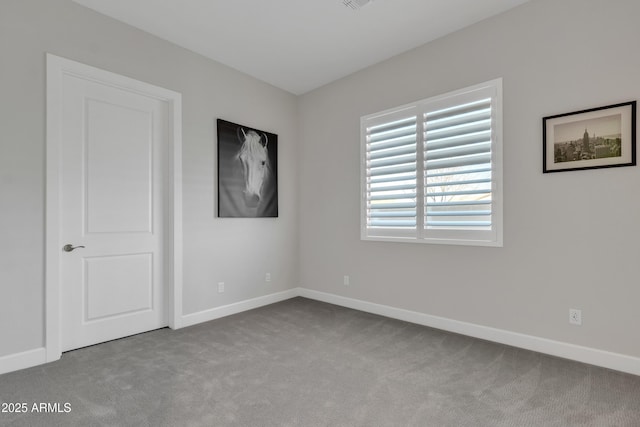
[543,101,636,173]
[217,119,278,218]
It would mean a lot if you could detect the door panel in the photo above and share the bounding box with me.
[84,253,154,321]
[59,71,166,352]
[85,99,153,234]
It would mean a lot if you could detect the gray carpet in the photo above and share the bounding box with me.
[1,297,639,426]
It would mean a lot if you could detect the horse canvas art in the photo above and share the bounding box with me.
[217,119,278,217]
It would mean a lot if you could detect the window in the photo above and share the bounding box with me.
[361,79,503,246]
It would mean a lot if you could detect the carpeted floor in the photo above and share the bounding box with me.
[1,297,639,426]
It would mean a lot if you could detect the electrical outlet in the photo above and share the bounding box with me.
[218,282,225,293]
[343,275,350,286]
[569,308,582,326]
[265,273,271,283]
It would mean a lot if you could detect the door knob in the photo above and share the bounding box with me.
[63,244,85,252]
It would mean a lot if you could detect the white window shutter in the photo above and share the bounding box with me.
[364,111,418,238]
[424,98,493,231]
[361,79,502,246]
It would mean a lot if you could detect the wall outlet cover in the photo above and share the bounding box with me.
[569,308,582,326]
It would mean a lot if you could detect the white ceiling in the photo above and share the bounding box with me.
[72,0,529,95]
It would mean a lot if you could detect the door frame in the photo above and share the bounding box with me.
[45,53,183,362]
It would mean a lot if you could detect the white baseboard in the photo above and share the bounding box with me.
[4,288,639,377]
[297,288,640,377]
[180,288,299,328]
[0,347,47,375]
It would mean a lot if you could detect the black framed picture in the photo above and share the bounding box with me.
[217,119,278,217]
[543,101,636,173]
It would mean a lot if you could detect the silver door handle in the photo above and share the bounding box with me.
[63,244,85,252]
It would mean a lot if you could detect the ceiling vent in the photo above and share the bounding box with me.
[343,0,373,10]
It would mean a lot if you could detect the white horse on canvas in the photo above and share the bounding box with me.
[237,128,270,209]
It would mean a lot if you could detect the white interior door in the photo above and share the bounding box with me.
[58,67,168,352]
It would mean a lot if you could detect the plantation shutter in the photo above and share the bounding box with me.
[423,98,493,231]
[361,79,502,246]
[364,112,418,238]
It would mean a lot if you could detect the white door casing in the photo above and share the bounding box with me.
[46,54,183,359]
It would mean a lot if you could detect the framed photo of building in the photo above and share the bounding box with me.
[543,101,636,173]
[217,119,278,217]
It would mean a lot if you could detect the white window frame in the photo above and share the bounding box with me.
[360,79,503,247]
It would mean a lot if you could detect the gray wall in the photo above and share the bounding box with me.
[0,0,299,357]
[298,0,640,358]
